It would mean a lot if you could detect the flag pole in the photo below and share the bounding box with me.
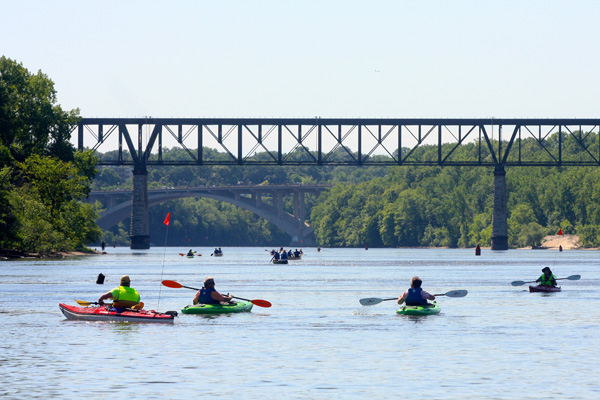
[157,212,171,311]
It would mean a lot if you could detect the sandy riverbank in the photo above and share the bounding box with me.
[0,249,102,260]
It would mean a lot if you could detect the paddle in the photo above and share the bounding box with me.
[74,299,145,309]
[75,299,101,306]
[511,274,581,287]
[359,289,468,306]
[161,280,272,308]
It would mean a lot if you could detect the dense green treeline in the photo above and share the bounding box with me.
[0,57,101,254]
[312,137,600,248]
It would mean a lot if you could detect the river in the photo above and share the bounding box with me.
[1,247,599,399]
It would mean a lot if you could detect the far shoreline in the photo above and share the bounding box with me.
[1,235,594,260]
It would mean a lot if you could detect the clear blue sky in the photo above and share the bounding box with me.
[3,1,599,119]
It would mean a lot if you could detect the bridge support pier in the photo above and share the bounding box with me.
[491,165,508,250]
[130,166,150,249]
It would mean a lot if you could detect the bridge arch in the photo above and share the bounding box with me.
[89,185,330,246]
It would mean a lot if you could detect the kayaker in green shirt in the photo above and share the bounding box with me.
[536,267,557,287]
[98,275,141,309]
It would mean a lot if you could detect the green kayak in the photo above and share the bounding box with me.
[396,303,441,316]
[181,301,253,315]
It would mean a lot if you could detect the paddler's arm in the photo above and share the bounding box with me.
[397,293,407,305]
[211,290,233,302]
[193,290,200,305]
[98,292,113,305]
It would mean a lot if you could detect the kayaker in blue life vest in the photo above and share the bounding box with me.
[193,277,233,305]
[280,250,288,260]
[397,276,436,306]
[187,249,194,257]
[536,267,557,287]
[98,275,141,309]
[273,251,280,260]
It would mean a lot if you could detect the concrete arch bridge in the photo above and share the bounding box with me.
[87,184,331,246]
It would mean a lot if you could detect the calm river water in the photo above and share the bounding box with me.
[1,247,599,399]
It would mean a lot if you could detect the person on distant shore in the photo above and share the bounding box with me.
[98,275,141,309]
[536,267,557,287]
[397,276,435,306]
[193,277,233,305]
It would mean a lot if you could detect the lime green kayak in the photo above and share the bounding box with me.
[181,301,253,315]
[396,303,441,316]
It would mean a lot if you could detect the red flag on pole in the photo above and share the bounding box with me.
[163,212,171,226]
[558,228,563,235]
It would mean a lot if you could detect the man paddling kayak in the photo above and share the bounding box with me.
[397,276,436,306]
[98,275,141,310]
[536,267,558,287]
[193,277,234,305]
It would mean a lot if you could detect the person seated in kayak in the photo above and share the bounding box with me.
[98,275,141,309]
[217,247,222,254]
[193,277,233,305]
[536,267,557,287]
[187,249,194,256]
[280,250,288,260]
[273,251,280,260]
[293,249,300,257]
[397,277,436,306]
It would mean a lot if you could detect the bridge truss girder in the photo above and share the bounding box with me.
[76,118,600,167]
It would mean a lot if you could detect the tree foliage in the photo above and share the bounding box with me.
[0,57,100,254]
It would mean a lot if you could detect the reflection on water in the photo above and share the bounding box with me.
[1,247,599,399]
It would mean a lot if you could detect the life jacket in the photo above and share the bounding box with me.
[196,287,219,304]
[281,252,288,260]
[110,286,140,308]
[540,274,557,286]
[405,287,428,306]
[274,252,280,260]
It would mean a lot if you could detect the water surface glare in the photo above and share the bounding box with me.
[1,247,599,399]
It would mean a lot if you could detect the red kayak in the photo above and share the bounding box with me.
[59,303,177,323]
[529,285,561,293]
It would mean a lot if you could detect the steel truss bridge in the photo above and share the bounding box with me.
[75,118,600,249]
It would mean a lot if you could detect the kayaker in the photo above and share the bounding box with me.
[187,249,194,257]
[536,267,558,287]
[280,250,288,261]
[397,276,435,306]
[98,275,141,309]
[193,277,234,305]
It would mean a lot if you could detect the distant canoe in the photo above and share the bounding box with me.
[288,256,302,260]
